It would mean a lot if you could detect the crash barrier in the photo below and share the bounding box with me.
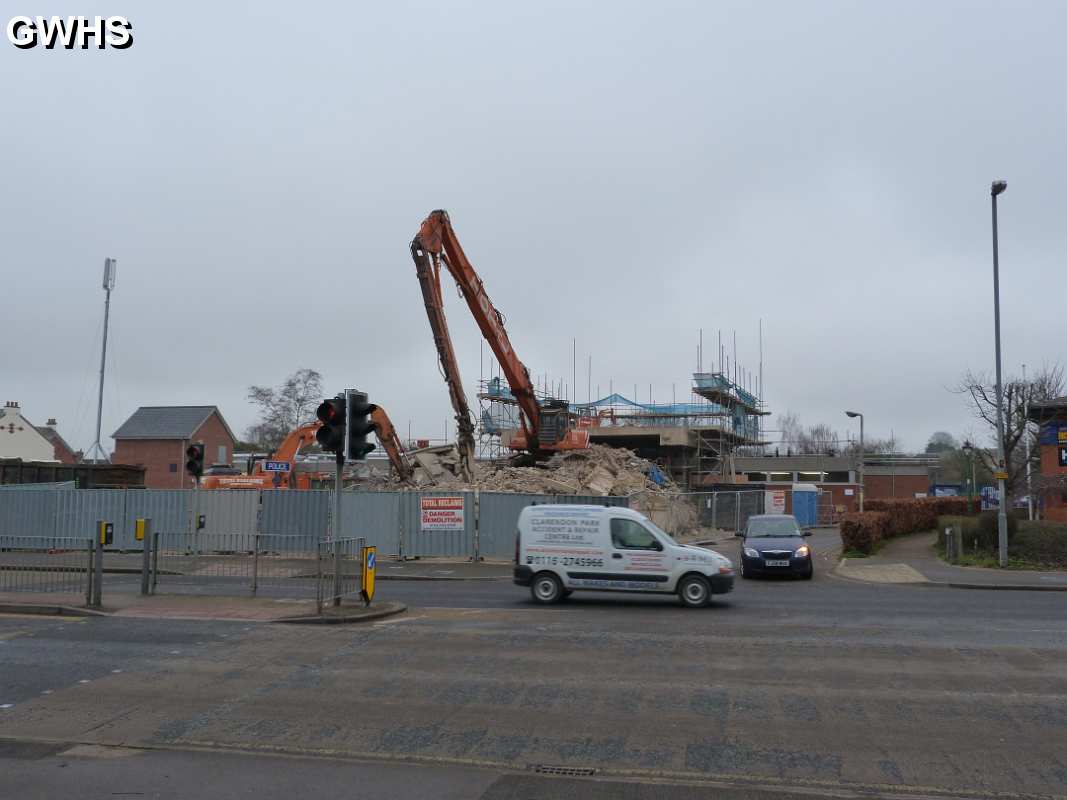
[0,534,97,604]
[0,487,626,561]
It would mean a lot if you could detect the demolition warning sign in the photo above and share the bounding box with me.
[420,496,465,531]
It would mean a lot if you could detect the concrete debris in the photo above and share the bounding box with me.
[360,443,682,498]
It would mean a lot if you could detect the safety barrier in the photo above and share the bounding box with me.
[317,536,365,611]
[0,535,95,603]
[151,532,321,598]
[0,488,632,561]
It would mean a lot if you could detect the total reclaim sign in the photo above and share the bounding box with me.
[420,496,465,531]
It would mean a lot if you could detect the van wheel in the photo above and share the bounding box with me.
[531,572,563,604]
[678,575,710,608]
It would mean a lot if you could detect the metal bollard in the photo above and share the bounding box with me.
[91,537,103,607]
[85,538,94,607]
[332,539,342,607]
[252,533,260,597]
[139,519,152,596]
[151,531,160,595]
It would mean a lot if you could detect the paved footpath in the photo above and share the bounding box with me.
[833,531,1067,589]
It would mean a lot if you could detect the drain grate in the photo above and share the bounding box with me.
[528,764,598,777]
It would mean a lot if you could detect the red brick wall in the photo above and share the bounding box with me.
[112,412,235,490]
[114,439,189,489]
[865,473,930,501]
[192,413,234,473]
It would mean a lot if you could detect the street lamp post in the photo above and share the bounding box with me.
[846,411,864,512]
[991,180,1009,568]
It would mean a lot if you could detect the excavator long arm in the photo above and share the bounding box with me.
[270,421,321,463]
[370,406,411,481]
[410,223,479,480]
[411,210,540,456]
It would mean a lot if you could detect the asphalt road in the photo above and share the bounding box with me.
[2,530,1066,800]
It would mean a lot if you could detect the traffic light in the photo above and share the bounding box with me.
[316,395,346,454]
[185,443,205,479]
[346,390,377,461]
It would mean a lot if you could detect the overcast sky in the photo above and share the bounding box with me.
[3,1,1064,456]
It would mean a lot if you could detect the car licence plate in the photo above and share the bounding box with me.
[765,559,790,567]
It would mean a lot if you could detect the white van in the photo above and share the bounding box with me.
[513,505,734,607]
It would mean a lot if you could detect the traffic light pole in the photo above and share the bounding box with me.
[333,451,344,542]
[332,451,344,606]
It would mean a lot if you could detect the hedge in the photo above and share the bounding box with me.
[841,498,979,554]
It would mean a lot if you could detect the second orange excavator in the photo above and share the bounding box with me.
[410,210,589,477]
[201,406,411,489]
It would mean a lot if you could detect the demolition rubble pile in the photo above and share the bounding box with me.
[473,444,669,496]
[361,443,669,496]
[359,443,702,535]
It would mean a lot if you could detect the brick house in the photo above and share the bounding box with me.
[1028,397,1067,522]
[112,406,236,489]
[35,418,82,464]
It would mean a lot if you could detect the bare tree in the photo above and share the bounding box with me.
[955,362,1064,499]
[245,368,324,451]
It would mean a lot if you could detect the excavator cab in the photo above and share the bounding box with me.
[511,401,590,452]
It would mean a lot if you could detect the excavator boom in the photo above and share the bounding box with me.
[370,405,411,481]
[411,210,588,458]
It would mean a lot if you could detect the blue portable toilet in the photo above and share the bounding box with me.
[791,484,819,528]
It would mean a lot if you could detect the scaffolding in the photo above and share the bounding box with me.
[690,372,768,486]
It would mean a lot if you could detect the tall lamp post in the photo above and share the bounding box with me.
[845,411,864,512]
[991,180,1009,567]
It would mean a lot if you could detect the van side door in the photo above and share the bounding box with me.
[607,517,672,590]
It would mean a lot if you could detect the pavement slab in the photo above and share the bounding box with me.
[833,532,1067,589]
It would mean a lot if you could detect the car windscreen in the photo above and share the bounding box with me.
[746,517,801,537]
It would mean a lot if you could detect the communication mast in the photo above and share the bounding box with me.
[85,258,116,464]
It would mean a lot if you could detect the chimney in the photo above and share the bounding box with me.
[46,418,57,427]
[4,401,18,409]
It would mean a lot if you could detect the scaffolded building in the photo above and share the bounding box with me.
[476,371,767,487]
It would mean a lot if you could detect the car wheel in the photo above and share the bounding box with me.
[739,560,749,579]
[531,572,564,604]
[801,563,814,580]
[678,574,711,608]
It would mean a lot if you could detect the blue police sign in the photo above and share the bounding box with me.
[264,461,290,472]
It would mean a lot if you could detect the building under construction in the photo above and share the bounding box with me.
[477,369,768,488]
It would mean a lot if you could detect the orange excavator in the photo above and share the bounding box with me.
[201,407,411,489]
[410,210,589,477]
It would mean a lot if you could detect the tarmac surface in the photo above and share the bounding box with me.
[2,528,1066,799]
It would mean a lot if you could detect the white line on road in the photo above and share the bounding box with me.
[373,616,426,626]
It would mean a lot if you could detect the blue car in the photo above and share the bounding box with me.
[738,514,813,580]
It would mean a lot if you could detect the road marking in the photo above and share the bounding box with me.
[111,669,123,674]
[78,679,90,684]
[373,615,426,626]
[41,690,52,695]
[0,704,12,709]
